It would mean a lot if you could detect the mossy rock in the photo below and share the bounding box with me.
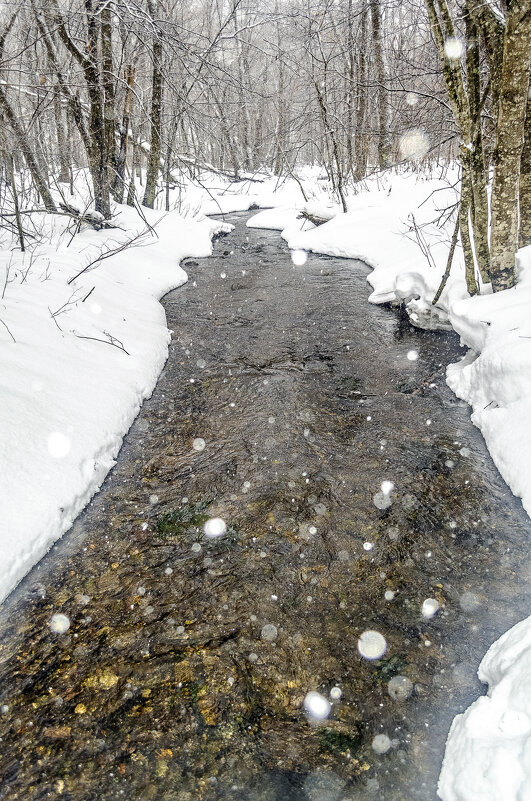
[156,500,213,537]
[319,727,362,756]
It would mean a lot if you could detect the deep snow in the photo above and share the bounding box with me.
[0,199,230,603]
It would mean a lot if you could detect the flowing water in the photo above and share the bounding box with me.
[0,213,530,801]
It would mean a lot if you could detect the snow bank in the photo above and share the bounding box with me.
[0,203,229,602]
[447,246,531,517]
[248,170,468,331]
[438,614,531,801]
[180,174,310,218]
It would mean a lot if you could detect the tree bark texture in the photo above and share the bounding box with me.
[370,0,391,169]
[0,86,56,212]
[490,0,531,291]
[143,1,164,209]
[519,89,531,247]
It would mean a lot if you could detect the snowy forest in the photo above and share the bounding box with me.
[1,0,531,800]
[1,0,529,291]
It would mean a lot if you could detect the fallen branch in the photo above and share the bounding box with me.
[0,317,15,342]
[58,202,119,230]
[297,210,328,227]
[74,330,130,355]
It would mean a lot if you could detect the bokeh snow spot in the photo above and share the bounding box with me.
[444,37,464,60]
[303,690,331,720]
[358,630,387,660]
[291,249,308,266]
[372,734,392,754]
[204,517,227,538]
[49,613,70,634]
[399,129,430,161]
[373,491,393,510]
[261,623,278,642]
[422,598,440,618]
[388,675,413,700]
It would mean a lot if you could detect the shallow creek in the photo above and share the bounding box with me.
[0,213,530,801]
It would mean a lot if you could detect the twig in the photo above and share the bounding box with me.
[48,307,63,331]
[81,286,95,302]
[409,213,437,271]
[67,229,150,285]
[432,213,460,305]
[50,290,82,317]
[2,254,12,299]
[0,317,15,342]
[20,252,36,283]
[74,330,130,355]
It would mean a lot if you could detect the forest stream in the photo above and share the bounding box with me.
[0,213,530,801]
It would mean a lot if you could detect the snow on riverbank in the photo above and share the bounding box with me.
[438,616,531,800]
[0,201,229,603]
[246,166,531,801]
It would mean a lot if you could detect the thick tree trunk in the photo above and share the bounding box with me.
[84,0,111,218]
[101,4,116,190]
[460,167,480,294]
[353,5,369,181]
[0,86,56,212]
[370,0,391,169]
[465,11,490,283]
[143,1,163,209]
[113,65,135,203]
[490,0,531,291]
[273,0,286,176]
[519,89,531,247]
[53,84,70,183]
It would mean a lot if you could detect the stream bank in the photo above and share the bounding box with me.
[0,213,529,801]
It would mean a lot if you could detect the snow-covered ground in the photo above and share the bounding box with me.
[438,615,531,800]
[0,194,230,603]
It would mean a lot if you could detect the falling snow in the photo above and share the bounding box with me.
[357,630,387,660]
[303,691,331,721]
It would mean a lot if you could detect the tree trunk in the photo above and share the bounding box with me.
[465,10,490,283]
[101,4,116,190]
[519,89,531,247]
[113,65,135,203]
[0,86,56,212]
[353,5,369,181]
[53,83,70,183]
[370,0,391,169]
[490,0,531,291]
[143,0,163,209]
